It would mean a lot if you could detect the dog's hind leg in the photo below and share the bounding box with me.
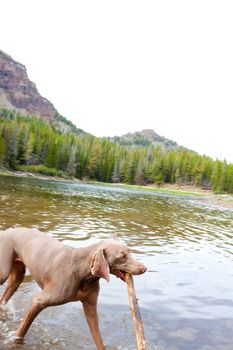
[0,261,26,305]
[16,291,55,338]
[0,237,14,286]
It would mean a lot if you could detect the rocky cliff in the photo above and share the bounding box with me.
[0,50,56,120]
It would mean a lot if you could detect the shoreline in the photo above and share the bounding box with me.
[0,169,233,210]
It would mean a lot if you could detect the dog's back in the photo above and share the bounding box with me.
[0,228,72,287]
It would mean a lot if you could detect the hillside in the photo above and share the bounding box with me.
[0,50,232,194]
[0,50,85,135]
[0,50,180,150]
[110,129,180,150]
[0,113,232,193]
[0,50,56,120]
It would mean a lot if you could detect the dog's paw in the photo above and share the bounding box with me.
[7,331,24,343]
[0,303,5,311]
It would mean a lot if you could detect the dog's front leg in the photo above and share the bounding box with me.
[82,291,105,350]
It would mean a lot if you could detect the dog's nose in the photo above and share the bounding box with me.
[140,265,147,274]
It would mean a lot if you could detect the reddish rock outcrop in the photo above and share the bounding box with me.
[0,50,56,120]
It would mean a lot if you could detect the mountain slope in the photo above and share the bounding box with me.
[0,50,180,148]
[0,50,56,120]
[110,129,180,150]
[0,50,85,135]
[0,51,232,193]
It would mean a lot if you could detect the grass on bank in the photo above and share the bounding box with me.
[87,181,204,196]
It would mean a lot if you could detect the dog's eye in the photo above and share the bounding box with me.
[115,253,127,263]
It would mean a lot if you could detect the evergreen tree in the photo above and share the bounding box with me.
[0,109,233,194]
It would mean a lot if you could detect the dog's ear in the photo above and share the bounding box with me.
[91,249,110,282]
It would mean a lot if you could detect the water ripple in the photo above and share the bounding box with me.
[0,176,233,349]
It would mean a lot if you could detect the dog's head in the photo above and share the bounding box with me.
[90,239,147,282]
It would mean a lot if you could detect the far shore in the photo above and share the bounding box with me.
[0,169,233,210]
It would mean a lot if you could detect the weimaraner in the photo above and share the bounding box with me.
[0,227,147,350]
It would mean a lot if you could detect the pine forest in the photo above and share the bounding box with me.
[0,109,233,194]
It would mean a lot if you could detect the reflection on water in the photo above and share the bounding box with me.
[0,175,233,349]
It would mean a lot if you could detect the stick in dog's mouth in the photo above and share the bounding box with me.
[125,272,147,350]
[112,269,127,281]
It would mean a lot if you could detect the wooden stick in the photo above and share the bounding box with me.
[125,272,147,350]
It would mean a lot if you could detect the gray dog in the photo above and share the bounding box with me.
[0,228,147,350]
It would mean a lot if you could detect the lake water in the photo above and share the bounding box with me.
[0,175,233,350]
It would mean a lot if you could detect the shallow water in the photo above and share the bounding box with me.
[0,175,233,349]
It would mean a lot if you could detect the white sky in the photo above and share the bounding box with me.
[1,1,233,162]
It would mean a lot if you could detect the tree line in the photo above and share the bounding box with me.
[0,109,233,193]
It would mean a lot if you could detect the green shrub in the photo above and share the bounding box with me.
[16,165,65,177]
